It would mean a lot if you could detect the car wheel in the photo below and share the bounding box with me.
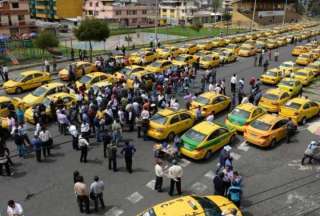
[204,150,212,160]
[229,135,236,144]
[167,132,175,142]
[270,139,276,148]
[15,87,22,94]
[301,117,307,125]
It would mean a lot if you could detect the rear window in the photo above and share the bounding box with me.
[250,120,271,131]
[231,108,250,119]
[150,113,168,125]
[280,80,294,87]
[265,71,277,76]
[284,102,302,110]
[194,96,209,105]
[192,196,222,216]
[79,75,91,84]
[184,129,207,142]
[263,93,279,100]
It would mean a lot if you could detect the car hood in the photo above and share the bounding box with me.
[228,114,247,126]
[181,135,201,151]
[3,80,18,87]
[22,94,42,106]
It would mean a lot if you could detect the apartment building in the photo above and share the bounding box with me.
[29,0,83,21]
[0,0,36,36]
[83,0,156,27]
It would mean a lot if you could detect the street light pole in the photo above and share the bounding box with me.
[251,0,257,32]
[282,0,288,26]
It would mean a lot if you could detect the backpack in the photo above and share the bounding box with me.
[228,186,241,202]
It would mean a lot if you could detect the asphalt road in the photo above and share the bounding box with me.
[1,36,320,216]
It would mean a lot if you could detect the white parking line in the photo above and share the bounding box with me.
[230,152,241,160]
[126,192,144,204]
[146,180,155,190]
[204,170,215,180]
[104,207,124,216]
[179,158,191,167]
[190,182,208,195]
[237,141,250,152]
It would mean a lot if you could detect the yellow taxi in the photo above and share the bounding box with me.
[256,38,267,52]
[199,54,220,69]
[211,38,226,48]
[224,36,237,44]
[180,121,236,160]
[291,45,309,56]
[191,92,231,117]
[144,60,172,73]
[24,92,77,124]
[128,51,157,65]
[279,97,320,125]
[296,53,315,66]
[310,49,320,59]
[305,61,320,74]
[219,50,237,64]
[279,61,299,77]
[277,78,303,97]
[238,45,257,57]
[127,71,155,89]
[113,65,145,81]
[147,108,195,140]
[179,43,199,54]
[156,46,181,59]
[197,41,214,50]
[85,80,113,98]
[58,61,96,81]
[226,103,266,132]
[258,88,291,113]
[260,68,283,85]
[0,96,20,118]
[234,35,246,43]
[137,195,243,216]
[223,43,240,55]
[292,68,316,85]
[75,72,114,89]
[265,39,278,49]
[194,50,213,59]
[244,114,290,148]
[3,70,51,94]
[21,82,67,108]
[276,37,288,47]
[172,54,198,67]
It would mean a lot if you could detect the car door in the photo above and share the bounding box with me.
[280,92,290,105]
[33,73,45,88]
[207,128,229,153]
[251,108,263,122]
[212,96,228,114]
[309,102,320,117]
[168,114,182,135]
[90,76,101,86]
[21,74,35,90]
[271,120,287,141]
[179,113,193,131]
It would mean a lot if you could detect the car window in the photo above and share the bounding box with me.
[208,128,227,141]
[303,103,310,109]
[62,97,72,103]
[46,88,56,95]
[22,75,33,82]
[272,121,282,130]
[310,102,318,107]
[280,93,289,100]
[0,102,11,109]
[214,96,226,104]
[91,77,100,84]
[34,73,43,78]
[180,113,191,120]
[170,115,180,124]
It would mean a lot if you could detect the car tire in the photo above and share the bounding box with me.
[15,87,22,94]
[270,139,276,148]
[229,134,236,144]
[167,132,175,142]
[301,117,307,125]
[204,150,212,160]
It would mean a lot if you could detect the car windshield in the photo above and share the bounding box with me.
[194,96,209,105]
[284,101,302,110]
[32,86,47,97]
[120,67,132,75]
[175,56,187,62]
[79,75,91,84]
[265,71,277,76]
[295,72,307,76]
[184,129,207,142]
[202,56,213,61]
[13,74,25,82]
[150,113,168,125]
[192,196,222,216]
[149,61,162,67]
[263,93,279,100]
[280,80,294,87]
[231,108,250,119]
[251,120,271,131]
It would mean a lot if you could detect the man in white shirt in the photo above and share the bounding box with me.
[206,112,215,122]
[230,74,237,94]
[79,135,89,163]
[168,160,183,196]
[69,124,79,150]
[90,176,105,212]
[7,200,23,216]
[241,95,249,104]
[208,82,214,92]
[154,160,164,192]
[39,126,52,157]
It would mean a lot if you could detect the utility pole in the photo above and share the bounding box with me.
[155,0,158,47]
[251,0,257,32]
[282,0,288,26]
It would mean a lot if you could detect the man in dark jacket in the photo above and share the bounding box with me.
[213,172,226,196]
[107,143,118,172]
[31,135,42,162]
[121,141,136,173]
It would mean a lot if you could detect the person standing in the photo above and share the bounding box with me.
[121,141,136,173]
[90,176,106,212]
[80,120,90,142]
[286,118,297,143]
[107,142,118,172]
[44,59,50,72]
[274,50,279,62]
[102,131,112,158]
[227,182,242,207]
[258,53,263,66]
[74,176,90,214]
[230,74,237,94]
[216,145,232,174]
[7,200,23,216]
[213,172,226,196]
[79,134,89,163]
[254,55,257,67]
[0,144,11,176]
[168,160,183,196]
[154,160,164,192]
[111,119,122,145]
[3,64,8,81]
[31,134,42,162]
[39,126,52,158]
[69,124,79,150]
[268,49,272,61]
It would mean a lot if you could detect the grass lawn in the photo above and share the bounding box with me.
[142,26,247,38]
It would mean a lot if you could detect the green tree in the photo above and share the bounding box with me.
[212,0,221,14]
[33,30,59,57]
[294,0,305,14]
[74,18,110,62]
